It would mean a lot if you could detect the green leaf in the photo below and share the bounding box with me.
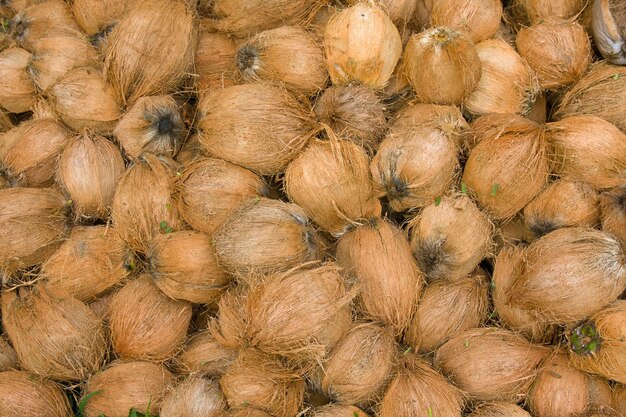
[159,220,173,234]
[403,346,412,356]
[434,196,442,206]
[613,74,621,80]
[79,391,103,415]
[129,409,139,417]
[427,406,434,417]
[252,196,260,205]
[461,182,468,194]
[491,183,500,196]
[145,399,153,417]
[464,340,469,348]
[353,413,360,417]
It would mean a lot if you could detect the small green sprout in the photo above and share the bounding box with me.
[78,391,103,416]
[464,340,469,348]
[461,182,468,194]
[159,220,173,234]
[427,406,434,417]
[403,346,413,356]
[435,196,442,206]
[570,321,601,355]
[491,183,500,196]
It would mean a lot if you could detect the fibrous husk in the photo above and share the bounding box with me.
[0,47,35,113]
[0,111,13,132]
[1,285,106,381]
[379,354,465,417]
[434,327,549,402]
[407,194,493,281]
[41,226,133,302]
[197,83,316,175]
[161,374,227,417]
[512,0,587,25]
[176,133,202,167]
[430,0,502,43]
[498,215,537,247]
[72,0,138,35]
[591,0,626,66]
[104,0,196,105]
[175,330,237,377]
[462,114,549,220]
[0,370,72,417]
[468,403,531,417]
[600,183,626,246]
[195,24,238,91]
[108,275,192,361]
[82,361,175,417]
[230,410,274,417]
[310,404,371,417]
[403,27,481,105]
[335,218,422,333]
[324,3,402,89]
[111,154,182,253]
[209,286,248,351]
[412,0,432,30]
[615,384,626,415]
[0,337,17,371]
[345,0,416,26]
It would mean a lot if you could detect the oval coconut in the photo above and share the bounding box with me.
[311,404,371,417]
[0,370,71,417]
[175,330,236,377]
[161,374,227,417]
[468,403,531,417]
[600,183,626,246]
[72,0,137,35]
[195,25,238,92]
[0,47,36,113]
[209,286,248,351]
[513,0,587,25]
[430,0,502,43]
[9,0,81,50]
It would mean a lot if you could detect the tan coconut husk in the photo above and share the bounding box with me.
[114,95,183,160]
[176,133,203,167]
[0,187,68,272]
[220,349,305,417]
[111,154,182,253]
[600,183,626,246]
[0,337,17,371]
[324,3,402,89]
[592,0,626,66]
[345,0,417,26]
[195,25,238,92]
[335,218,422,333]
[403,27,481,105]
[1,285,106,381]
[208,286,248,351]
[82,360,174,417]
[0,111,13,132]
[161,374,227,417]
[462,114,548,220]
[379,354,465,417]
[108,275,192,361]
[0,172,8,189]
[197,83,316,175]
[72,0,138,35]
[175,330,237,377]
[615,384,626,415]
[231,410,274,417]
[430,0,502,43]
[468,403,531,417]
[0,47,35,112]
[0,370,72,417]
[310,404,371,417]
[512,0,587,25]
[498,213,536,249]
[407,194,493,281]
[88,291,114,321]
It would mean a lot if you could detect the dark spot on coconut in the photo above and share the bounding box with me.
[415,238,453,282]
[236,45,259,74]
[158,117,173,134]
[387,176,409,200]
[570,321,602,356]
[9,18,27,42]
[529,219,558,238]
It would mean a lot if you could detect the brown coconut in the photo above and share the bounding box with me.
[0,111,13,132]
[1,285,106,381]
[592,0,626,66]
[161,374,227,417]
[0,47,35,113]
[513,0,587,25]
[324,3,402,89]
[176,133,202,167]
[231,410,274,417]
[111,154,182,253]
[197,83,316,175]
[403,27,481,105]
[430,0,502,43]
[468,403,531,417]
[0,337,17,371]
[379,355,464,417]
[175,330,237,377]
[195,25,238,91]
[335,218,422,333]
[72,0,138,35]
[82,361,174,417]
[0,370,72,417]
[615,384,626,415]
[311,404,371,417]
[108,275,192,361]
[209,286,248,353]
[600,184,626,246]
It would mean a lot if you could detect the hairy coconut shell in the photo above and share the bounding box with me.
[393,102,469,149]
[592,0,626,66]
[468,403,531,417]
[513,0,587,25]
[72,0,138,35]
[0,111,13,132]
[0,337,17,371]
[0,47,35,112]
[0,370,71,417]
[161,375,227,417]
[209,286,248,351]
[176,133,202,167]
[311,404,371,417]
[430,0,502,43]
[600,184,626,246]
[175,330,236,377]
[615,384,626,415]
[196,25,238,91]
[231,410,274,417]
[8,0,80,49]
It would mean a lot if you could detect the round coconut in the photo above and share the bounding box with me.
[468,403,531,417]
[403,27,481,105]
[592,0,626,66]
[195,24,238,92]
[379,354,464,417]
[345,0,417,26]
[512,0,587,25]
[160,374,227,417]
[462,114,548,220]
[615,384,626,415]
[82,361,174,417]
[335,218,422,333]
[111,154,182,254]
[209,286,248,351]
[197,83,316,175]
[41,226,133,302]
[430,0,502,43]
[323,3,402,89]
[0,337,17,371]
[1,285,106,381]
[0,370,71,417]
[407,194,493,282]
[311,404,371,417]
[174,330,237,377]
[0,47,35,113]
[600,184,626,246]
[72,0,138,35]
[108,275,192,361]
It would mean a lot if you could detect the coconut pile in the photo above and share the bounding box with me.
[2,0,626,416]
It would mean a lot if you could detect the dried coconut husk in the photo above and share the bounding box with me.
[82,361,174,417]
[87,291,114,321]
[0,337,17,371]
[379,354,465,417]
[176,134,202,167]
[0,47,35,112]
[231,410,274,417]
[468,403,531,417]
[407,194,493,282]
[344,0,416,27]
[0,187,67,272]
[310,404,371,417]
[111,154,182,253]
[1,285,106,381]
[592,0,626,66]
[600,184,626,246]
[0,172,8,189]
[72,0,138,35]
[0,111,12,132]
[161,374,227,417]
[114,95,183,160]
[462,114,548,220]
[615,384,626,415]
[0,370,71,417]
[430,0,502,43]
[209,286,248,352]
[434,327,549,402]
[548,115,626,190]
[195,25,238,91]
[516,20,591,92]
[175,330,236,377]
[335,218,422,333]
[108,275,192,361]
[197,83,316,175]
[9,0,81,50]
[324,3,402,89]
[512,0,587,25]
[404,27,481,105]
[220,349,305,417]
[148,230,231,304]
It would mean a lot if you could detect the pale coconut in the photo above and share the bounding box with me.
[174,330,237,377]
[72,0,138,35]
[600,183,626,246]
[311,404,371,417]
[468,403,531,417]
[0,47,35,112]
[430,0,502,43]
[0,370,71,417]
[513,0,588,25]
[160,374,227,417]
[195,23,238,91]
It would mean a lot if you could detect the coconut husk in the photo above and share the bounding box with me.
[197,83,316,175]
[230,410,274,417]
[324,3,402,89]
[379,354,465,417]
[88,291,114,322]
[1,285,106,381]
[512,0,587,25]
[615,384,626,415]
[435,327,550,402]
[195,25,238,92]
[0,337,17,371]
[176,133,203,167]
[111,154,182,254]
[526,92,548,124]
[0,172,8,189]
[335,218,422,333]
[468,403,531,417]
[82,360,175,417]
[0,47,35,113]
[592,0,626,66]
[310,405,370,417]
[0,370,72,417]
[600,183,626,246]
[430,0,502,43]
[161,374,227,417]
[72,0,138,35]
[498,214,536,247]
[0,110,13,132]
[174,330,237,377]
[108,275,192,361]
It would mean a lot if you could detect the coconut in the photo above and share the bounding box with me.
[176,134,202,167]
[592,0,626,65]
[379,355,464,417]
[0,111,12,132]
[311,405,371,417]
[82,361,174,417]
[111,154,182,253]
[434,327,549,402]
[231,410,274,417]
[148,230,231,304]
[0,337,17,371]
[209,286,248,351]
[513,0,588,25]
[600,184,626,246]
[195,25,238,91]
[0,187,67,272]
[430,0,502,43]
[335,218,422,333]
[1,285,106,381]
[323,3,402,89]
[0,172,8,189]
[0,370,72,417]
[462,114,548,220]
[468,403,531,417]
[403,27,481,105]
[108,275,192,361]
[161,374,227,417]
[220,349,305,417]
[72,0,138,35]
[175,330,237,377]
[0,47,35,112]
[197,83,316,175]
[615,384,626,415]
[407,194,493,281]
[548,115,626,190]
[393,102,469,149]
